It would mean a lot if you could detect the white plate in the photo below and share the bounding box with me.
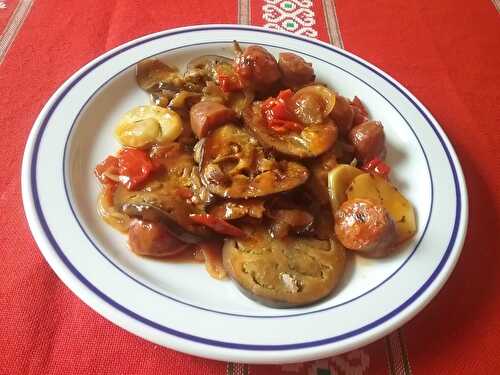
[21,25,468,364]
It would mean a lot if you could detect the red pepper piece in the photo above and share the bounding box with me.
[362,157,391,178]
[261,97,277,112]
[274,100,292,119]
[94,155,119,185]
[189,214,245,237]
[117,148,156,190]
[261,90,303,134]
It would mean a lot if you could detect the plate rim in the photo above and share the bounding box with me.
[21,24,469,363]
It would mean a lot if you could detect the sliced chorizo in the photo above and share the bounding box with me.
[235,45,281,89]
[334,198,396,256]
[189,101,236,138]
[128,219,189,257]
[330,95,355,136]
[348,120,386,163]
[278,52,315,87]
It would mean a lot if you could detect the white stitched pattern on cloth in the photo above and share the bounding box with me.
[490,0,500,13]
[321,0,344,48]
[281,349,371,374]
[262,0,318,38]
[385,330,413,375]
[238,0,251,25]
[0,0,34,64]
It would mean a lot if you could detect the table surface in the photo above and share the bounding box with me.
[1,0,499,374]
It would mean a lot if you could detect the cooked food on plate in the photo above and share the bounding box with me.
[94,42,417,307]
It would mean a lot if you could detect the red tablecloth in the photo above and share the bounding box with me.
[1,1,499,374]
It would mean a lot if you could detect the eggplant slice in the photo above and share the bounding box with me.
[136,59,183,92]
[200,124,309,198]
[223,226,346,307]
[243,102,338,158]
[185,54,234,82]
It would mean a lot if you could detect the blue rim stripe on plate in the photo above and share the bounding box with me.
[30,26,461,350]
[61,41,433,318]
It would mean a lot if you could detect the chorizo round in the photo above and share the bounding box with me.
[334,198,396,256]
[348,120,386,163]
[278,52,315,87]
[330,95,355,136]
[189,101,236,138]
[128,219,189,257]
[235,45,281,88]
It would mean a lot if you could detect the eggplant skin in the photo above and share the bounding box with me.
[222,226,346,307]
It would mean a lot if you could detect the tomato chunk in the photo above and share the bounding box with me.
[116,148,156,190]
